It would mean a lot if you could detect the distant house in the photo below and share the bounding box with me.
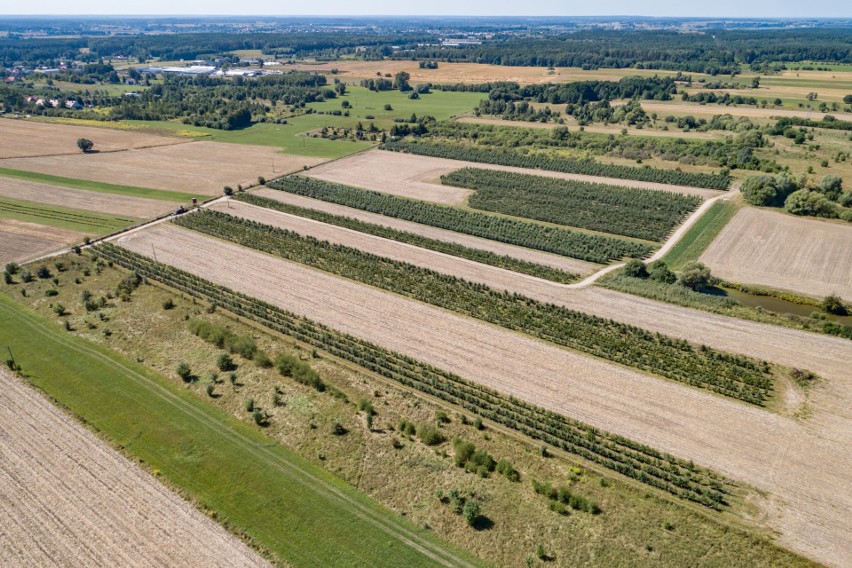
[125,77,137,85]
[65,100,82,110]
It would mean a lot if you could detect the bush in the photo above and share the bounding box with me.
[648,260,676,284]
[223,186,234,196]
[331,420,348,435]
[37,266,51,279]
[4,262,19,275]
[435,410,450,423]
[785,189,837,218]
[462,499,481,527]
[623,259,648,279]
[397,419,417,436]
[176,362,192,381]
[417,423,446,446]
[357,398,375,415]
[741,173,798,207]
[275,353,325,391]
[821,294,848,316]
[52,303,66,316]
[217,353,236,371]
[162,298,175,310]
[496,459,520,482]
[2,272,11,285]
[254,350,273,368]
[678,261,714,291]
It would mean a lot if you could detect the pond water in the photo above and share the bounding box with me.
[707,286,852,326]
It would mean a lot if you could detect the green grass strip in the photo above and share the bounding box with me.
[662,200,740,270]
[0,196,136,233]
[0,293,478,568]
[236,193,579,283]
[0,167,197,203]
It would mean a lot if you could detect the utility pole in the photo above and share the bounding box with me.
[151,243,157,262]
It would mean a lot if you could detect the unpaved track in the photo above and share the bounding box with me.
[0,219,83,264]
[700,207,852,301]
[0,369,270,568]
[304,149,723,201]
[2,141,323,196]
[252,188,599,275]
[118,224,852,567]
[0,119,187,159]
[0,176,176,219]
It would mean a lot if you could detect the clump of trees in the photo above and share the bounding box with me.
[741,173,852,221]
[76,138,94,153]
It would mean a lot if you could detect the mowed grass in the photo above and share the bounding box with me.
[0,293,478,568]
[0,196,138,234]
[662,199,741,270]
[0,167,196,203]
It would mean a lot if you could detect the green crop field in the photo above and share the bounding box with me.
[662,199,741,270]
[0,168,196,203]
[0,293,478,568]
[0,196,138,233]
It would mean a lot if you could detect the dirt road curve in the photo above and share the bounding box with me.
[118,224,852,567]
[0,369,270,568]
[252,189,599,276]
[304,149,723,201]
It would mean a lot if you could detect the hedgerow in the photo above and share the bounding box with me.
[93,242,733,509]
[235,193,578,283]
[380,140,730,190]
[266,176,651,263]
[174,210,774,406]
[441,168,701,241]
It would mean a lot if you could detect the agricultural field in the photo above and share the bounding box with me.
[109,222,852,567]
[3,254,818,568]
[638,101,852,122]
[1,138,321,196]
[0,369,270,568]
[0,219,83,264]
[0,118,188,158]
[252,188,600,276]
[700,207,852,300]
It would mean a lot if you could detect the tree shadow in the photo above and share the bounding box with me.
[473,515,494,531]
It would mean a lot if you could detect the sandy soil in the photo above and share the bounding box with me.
[0,219,83,264]
[1,141,324,196]
[0,177,176,219]
[700,207,852,301]
[0,118,188,159]
[117,224,852,568]
[305,149,723,201]
[252,189,600,275]
[640,101,852,122]
[0,369,270,568]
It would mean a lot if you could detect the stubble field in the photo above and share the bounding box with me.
[0,369,269,568]
[700,207,852,301]
[0,219,83,264]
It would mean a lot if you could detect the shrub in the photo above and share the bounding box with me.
[678,261,714,291]
[176,362,192,381]
[217,353,236,371]
[52,303,66,316]
[821,294,848,316]
[417,423,446,446]
[206,384,215,397]
[245,398,254,412]
[45,289,59,297]
[254,350,273,368]
[331,420,348,435]
[462,499,481,527]
[473,417,484,430]
[275,353,325,391]
[648,260,676,284]
[623,259,648,279]
[357,398,375,415]
[496,459,520,482]
[4,262,19,275]
[435,410,450,423]
[2,272,11,285]
[785,189,837,218]
[397,419,417,437]
[37,266,51,279]
[20,270,34,283]
[223,186,234,196]
[162,298,175,310]
[257,176,266,185]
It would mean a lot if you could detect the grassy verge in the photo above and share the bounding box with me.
[661,199,740,270]
[236,193,580,283]
[3,253,818,568]
[0,293,477,568]
[0,195,137,233]
[0,167,197,203]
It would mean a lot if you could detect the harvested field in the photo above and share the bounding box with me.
[1,141,324,196]
[252,189,599,275]
[0,176,176,219]
[0,118,187,159]
[0,219,82,264]
[639,101,852,122]
[0,369,269,568]
[700,208,852,301]
[305,150,722,201]
[116,223,852,568]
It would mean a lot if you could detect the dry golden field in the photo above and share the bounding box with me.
[0,118,188,158]
[1,140,323,196]
[701,207,852,301]
[115,223,852,568]
[0,369,270,568]
[0,219,83,264]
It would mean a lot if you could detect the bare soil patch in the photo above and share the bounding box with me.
[700,207,852,301]
[1,141,324,196]
[306,149,721,201]
[0,219,82,264]
[116,224,852,568]
[0,118,187,159]
[0,177,173,219]
[252,189,599,275]
[0,369,269,568]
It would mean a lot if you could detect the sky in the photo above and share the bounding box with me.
[2,0,851,18]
